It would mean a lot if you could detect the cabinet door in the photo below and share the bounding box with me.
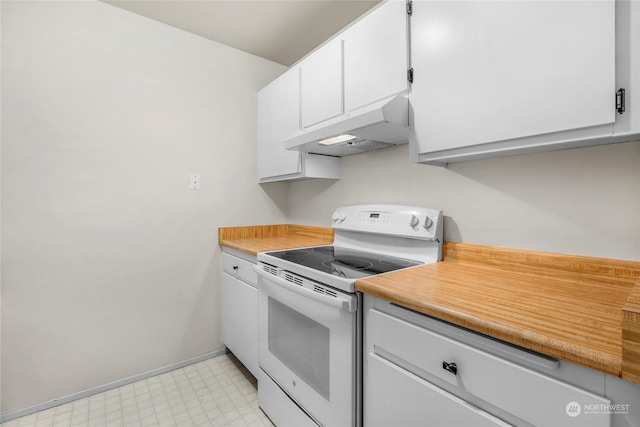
[365,353,509,427]
[343,0,409,112]
[257,67,302,180]
[222,273,258,377]
[613,0,640,137]
[300,38,343,127]
[411,0,615,154]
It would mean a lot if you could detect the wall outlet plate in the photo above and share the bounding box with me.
[189,174,200,190]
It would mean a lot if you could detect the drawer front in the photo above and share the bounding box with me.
[369,309,611,427]
[222,252,257,286]
[258,369,319,427]
[366,353,509,427]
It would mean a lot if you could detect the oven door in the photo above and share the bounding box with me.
[255,265,359,427]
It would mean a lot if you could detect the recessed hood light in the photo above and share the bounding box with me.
[318,134,357,146]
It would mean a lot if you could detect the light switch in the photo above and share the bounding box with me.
[189,174,200,190]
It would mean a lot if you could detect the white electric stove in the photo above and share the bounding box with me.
[255,204,443,427]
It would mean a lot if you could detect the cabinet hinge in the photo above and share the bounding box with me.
[408,68,414,84]
[406,0,413,16]
[616,88,626,114]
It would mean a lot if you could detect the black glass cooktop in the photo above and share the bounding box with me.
[265,246,421,279]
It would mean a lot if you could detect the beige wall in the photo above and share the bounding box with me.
[1,0,287,413]
[288,141,640,261]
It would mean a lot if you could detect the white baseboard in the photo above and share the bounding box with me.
[0,348,229,423]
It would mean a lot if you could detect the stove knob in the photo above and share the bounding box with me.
[423,217,434,229]
[338,212,347,222]
[409,214,419,227]
[331,212,340,222]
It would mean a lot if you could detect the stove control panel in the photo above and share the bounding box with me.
[331,204,443,241]
[356,211,392,225]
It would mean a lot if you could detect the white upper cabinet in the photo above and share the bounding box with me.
[300,38,344,128]
[257,67,302,179]
[257,67,340,182]
[298,0,410,130]
[613,0,640,138]
[256,0,410,180]
[343,0,409,112]
[410,0,620,164]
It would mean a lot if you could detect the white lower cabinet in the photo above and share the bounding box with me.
[363,296,618,427]
[221,249,258,377]
[605,375,640,427]
[367,353,508,427]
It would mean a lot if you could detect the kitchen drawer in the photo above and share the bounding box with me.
[222,252,257,286]
[258,368,319,427]
[366,352,509,427]
[369,309,611,427]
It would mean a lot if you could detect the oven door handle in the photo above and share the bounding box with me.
[254,266,357,313]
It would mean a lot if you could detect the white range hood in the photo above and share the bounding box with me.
[283,95,409,157]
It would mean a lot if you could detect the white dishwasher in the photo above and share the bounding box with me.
[221,248,259,377]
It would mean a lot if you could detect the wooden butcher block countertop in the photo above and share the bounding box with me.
[356,242,640,384]
[218,226,640,384]
[218,224,334,256]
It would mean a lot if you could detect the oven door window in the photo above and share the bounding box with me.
[268,297,330,399]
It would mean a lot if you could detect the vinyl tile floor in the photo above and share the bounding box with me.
[1,353,274,427]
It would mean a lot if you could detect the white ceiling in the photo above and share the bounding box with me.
[102,0,381,66]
